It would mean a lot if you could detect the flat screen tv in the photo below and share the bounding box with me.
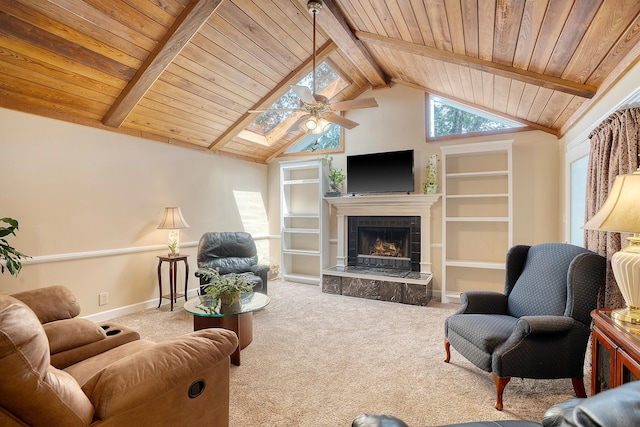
[346,149,414,194]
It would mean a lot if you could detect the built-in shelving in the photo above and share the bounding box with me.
[441,140,513,303]
[280,159,328,285]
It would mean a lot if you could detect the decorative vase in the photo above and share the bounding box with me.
[268,263,280,280]
[220,293,241,313]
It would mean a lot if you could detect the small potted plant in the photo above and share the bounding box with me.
[199,267,254,312]
[422,154,439,194]
[321,155,345,196]
[1,217,28,276]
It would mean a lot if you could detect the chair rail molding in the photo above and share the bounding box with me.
[6,235,274,266]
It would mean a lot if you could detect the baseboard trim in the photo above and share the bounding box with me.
[84,288,200,322]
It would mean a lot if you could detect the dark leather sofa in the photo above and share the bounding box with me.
[195,231,269,295]
[352,380,640,426]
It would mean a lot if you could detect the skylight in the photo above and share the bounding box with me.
[428,95,524,139]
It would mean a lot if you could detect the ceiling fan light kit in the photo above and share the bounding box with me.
[305,116,331,134]
[305,116,318,131]
[247,0,378,136]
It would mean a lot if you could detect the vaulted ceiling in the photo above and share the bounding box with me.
[1,0,639,164]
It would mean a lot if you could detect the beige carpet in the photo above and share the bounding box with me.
[110,280,584,427]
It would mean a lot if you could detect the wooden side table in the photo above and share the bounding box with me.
[591,308,640,394]
[157,255,189,311]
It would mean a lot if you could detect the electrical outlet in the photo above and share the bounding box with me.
[99,292,108,306]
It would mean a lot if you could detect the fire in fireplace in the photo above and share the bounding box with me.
[348,216,421,271]
[359,227,409,258]
[371,237,402,257]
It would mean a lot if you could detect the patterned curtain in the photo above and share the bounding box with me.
[585,107,640,309]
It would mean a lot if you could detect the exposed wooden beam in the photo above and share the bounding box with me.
[300,0,389,89]
[102,0,223,127]
[357,31,598,99]
[393,79,559,137]
[208,41,338,151]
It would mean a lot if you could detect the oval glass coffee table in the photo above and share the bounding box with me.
[184,292,270,366]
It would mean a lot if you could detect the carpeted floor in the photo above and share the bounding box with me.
[110,280,586,427]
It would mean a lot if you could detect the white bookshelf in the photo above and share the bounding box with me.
[280,159,329,285]
[441,140,513,303]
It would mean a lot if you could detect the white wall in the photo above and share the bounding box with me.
[0,108,268,316]
[268,84,561,296]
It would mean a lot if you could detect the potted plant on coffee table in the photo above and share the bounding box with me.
[199,267,254,313]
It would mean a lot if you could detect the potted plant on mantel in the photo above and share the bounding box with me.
[1,217,28,276]
[321,155,345,197]
[199,267,253,312]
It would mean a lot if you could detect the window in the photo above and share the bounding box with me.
[427,95,525,140]
[284,122,343,154]
[569,155,589,246]
[243,62,348,149]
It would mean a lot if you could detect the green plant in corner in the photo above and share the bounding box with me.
[0,217,28,276]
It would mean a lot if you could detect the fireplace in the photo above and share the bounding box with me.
[324,193,440,275]
[322,194,440,306]
[348,216,420,271]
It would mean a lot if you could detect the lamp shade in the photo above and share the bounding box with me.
[157,207,190,229]
[583,169,640,324]
[583,171,640,234]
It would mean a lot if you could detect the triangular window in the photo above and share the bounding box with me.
[427,95,525,140]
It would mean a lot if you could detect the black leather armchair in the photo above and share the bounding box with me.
[195,231,269,295]
[444,243,606,410]
[353,380,640,426]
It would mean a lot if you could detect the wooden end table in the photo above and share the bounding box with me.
[157,255,189,311]
[591,308,640,394]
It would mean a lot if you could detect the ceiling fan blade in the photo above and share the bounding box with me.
[314,93,328,104]
[291,85,317,105]
[288,114,310,132]
[325,113,359,130]
[329,97,378,111]
[248,108,302,113]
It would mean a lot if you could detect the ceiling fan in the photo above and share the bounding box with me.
[248,0,378,135]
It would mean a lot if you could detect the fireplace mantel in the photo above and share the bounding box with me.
[325,194,441,274]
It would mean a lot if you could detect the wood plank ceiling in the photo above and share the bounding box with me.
[1,0,640,164]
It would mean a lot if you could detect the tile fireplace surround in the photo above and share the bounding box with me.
[323,194,440,306]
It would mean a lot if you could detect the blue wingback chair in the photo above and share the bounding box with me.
[443,243,606,410]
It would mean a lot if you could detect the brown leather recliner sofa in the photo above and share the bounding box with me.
[0,286,238,426]
[10,285,141,369]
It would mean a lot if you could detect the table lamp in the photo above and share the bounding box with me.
[157,207,190,257]
[583,169,640,324]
